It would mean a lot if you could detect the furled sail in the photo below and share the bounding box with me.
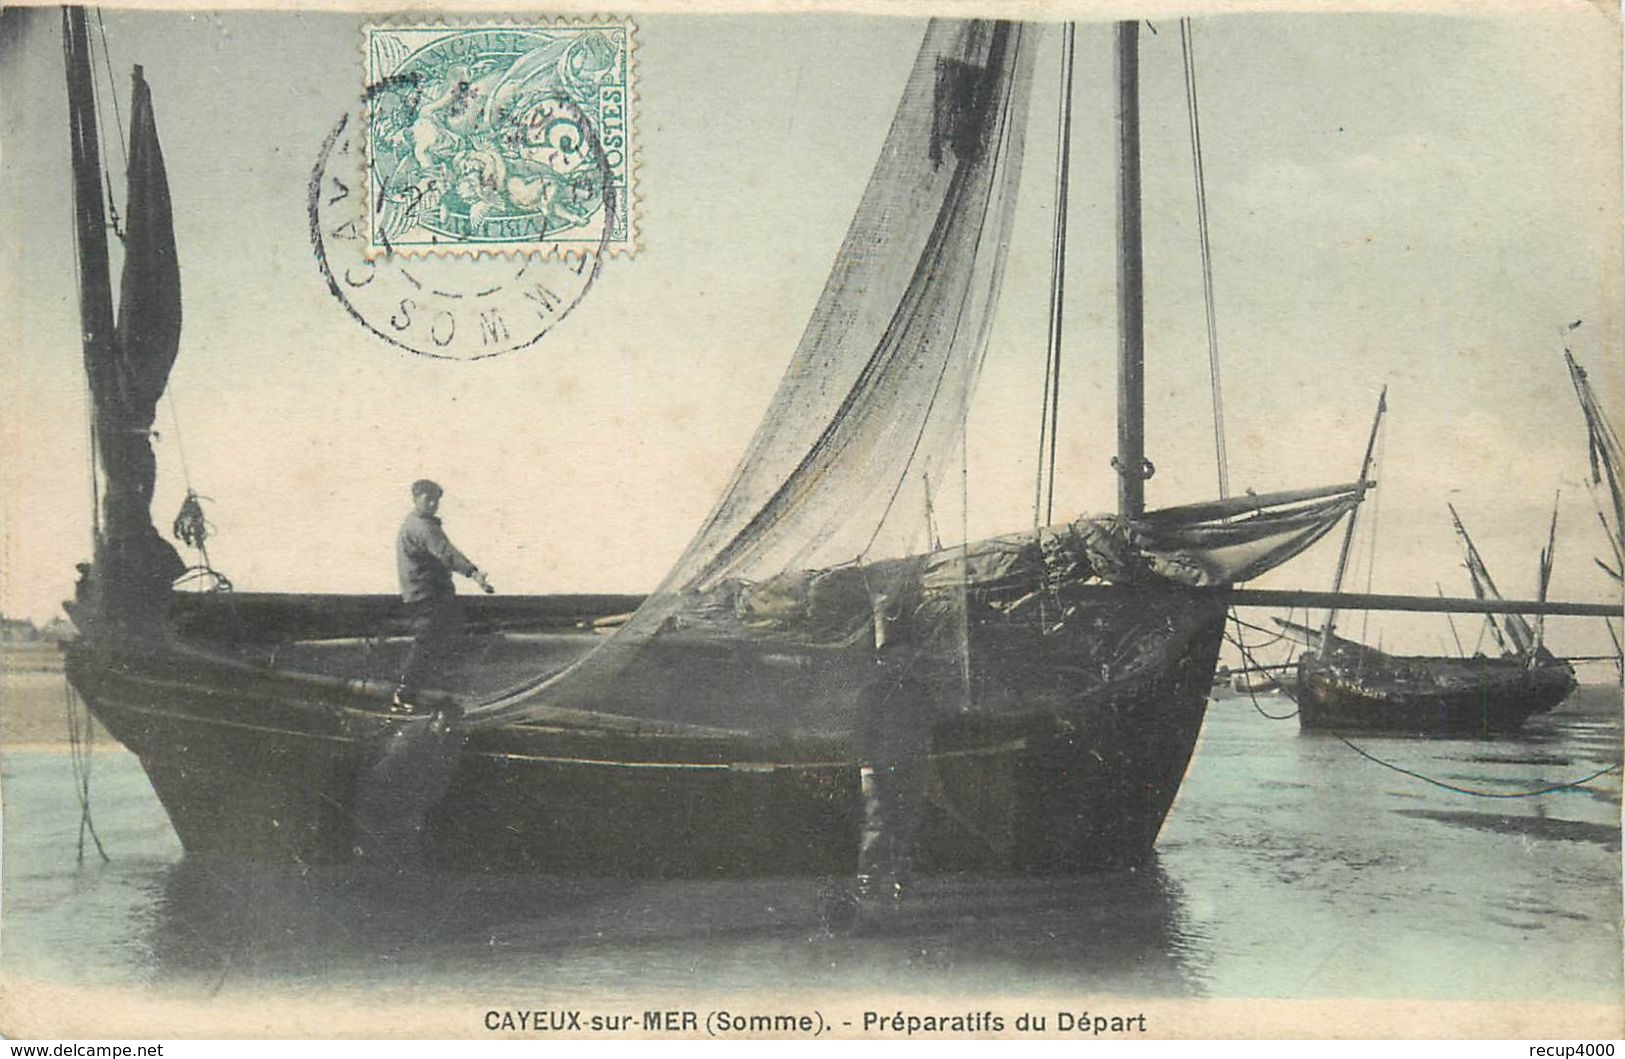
[64,10,185,623]
[1566,352,1625,582]
[1450,504,1536,658]
[113,65,184,523]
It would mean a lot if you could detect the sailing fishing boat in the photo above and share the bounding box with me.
[63,14,1363,876]
[1285,396,1577,734]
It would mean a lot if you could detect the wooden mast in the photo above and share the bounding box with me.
[1318,387,1386,657]
[1534,492,1560,652]
[62,5,116,546]
[1114,21,1147,518]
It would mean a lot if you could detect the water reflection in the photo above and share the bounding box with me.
[142,854,1201,997]
[1392,809,1621,850]
[4,686,1618,1003]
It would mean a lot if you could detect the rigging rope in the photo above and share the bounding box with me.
[165,388,196,494]
[1180,20,1229,499]
[93,9,128,239]
[1034,23,1075,529]
[93,10,128,171]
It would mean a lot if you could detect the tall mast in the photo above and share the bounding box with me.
[1534,492,1560,652]
[1114,21,1147,518]
[62,6,117,542]
[1318,387,1386,657]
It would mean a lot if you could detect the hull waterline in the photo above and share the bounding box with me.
[1294,654,1577,736]
[65,591,1227,877]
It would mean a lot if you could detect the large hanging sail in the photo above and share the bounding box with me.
[462,19,1362,732]
[468,20,1041,724]
[666,20,1036,589]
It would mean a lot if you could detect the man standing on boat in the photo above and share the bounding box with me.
[852,576,936,922]
[392,479,493,716]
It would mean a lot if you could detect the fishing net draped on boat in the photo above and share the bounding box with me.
[467,20,1037,727]
[462,20,1361,732]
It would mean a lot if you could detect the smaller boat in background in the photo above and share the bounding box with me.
[1285,494,1577,736]
[1288,625,1576,736]
[1231,670,1282,694]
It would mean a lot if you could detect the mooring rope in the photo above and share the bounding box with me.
[1224,608,1299,720]
[1228,612,1295,649]
[1333,734,1621,799]
[63,680,110,864]
[1225,606,1618,797]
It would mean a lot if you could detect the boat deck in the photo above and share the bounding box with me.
[248,630,607,702]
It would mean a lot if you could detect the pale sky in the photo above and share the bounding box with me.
[1,6,1621,659]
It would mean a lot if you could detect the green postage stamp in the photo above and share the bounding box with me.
[363,22,635,257]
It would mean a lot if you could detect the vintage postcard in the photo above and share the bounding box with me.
[0,0,1620,1044]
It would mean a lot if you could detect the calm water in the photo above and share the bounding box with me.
[2,686,1619,1005]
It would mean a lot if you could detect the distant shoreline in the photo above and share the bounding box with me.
[1,645,109,747]
[0,641,68,671]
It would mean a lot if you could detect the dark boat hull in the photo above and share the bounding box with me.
[1295,652,1576,736]
[65,589,1228,877]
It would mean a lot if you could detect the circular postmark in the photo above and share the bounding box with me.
[309,97,613,361]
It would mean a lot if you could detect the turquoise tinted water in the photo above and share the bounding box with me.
[2,686,1618,1004]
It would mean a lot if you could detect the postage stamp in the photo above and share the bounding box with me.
[362,22,636,258]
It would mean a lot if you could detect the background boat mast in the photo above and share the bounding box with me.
[1319,388,1387,657]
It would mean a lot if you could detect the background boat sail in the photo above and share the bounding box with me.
[65,12,1368,876]
[1564,338,1625,671]
[1566,345,1625,585]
